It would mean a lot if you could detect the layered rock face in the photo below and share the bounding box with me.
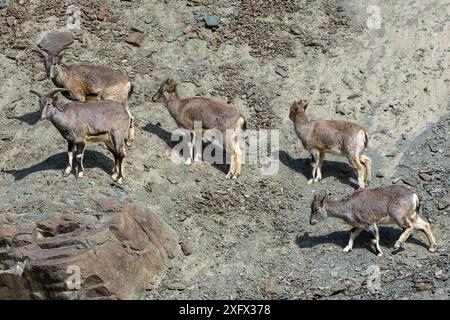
[0,199,179,300]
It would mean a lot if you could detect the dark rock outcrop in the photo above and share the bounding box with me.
[0,198,179,300]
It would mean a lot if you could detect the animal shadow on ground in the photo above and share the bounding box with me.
[143,123,229,175]
[5,150,114,180]
[296,226,430,255]
[14,111,40,125]
[279,150,359,189]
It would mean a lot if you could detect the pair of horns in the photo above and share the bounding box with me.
[30,88,69,98]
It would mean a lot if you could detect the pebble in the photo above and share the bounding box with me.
[376,169,386,178]
[180,241,193,256]
[438,192,450,210]
[6,51,17,60]
[384,99,400,107]
[106,16,120,23]
[385,152,396,158]
[264,276,277,294]
[204,15,220,28]
[254,105,264,113]
[0,3,7,9]
[434,270,445,279]
[6,16,16,27]
[275,66,289,78]
[401,178,417,187]
[245,90,254,99]
[415,281,433,292]
[167,281,186,291]
[347,93,361,99]
[418,172,432,182]
[167,176,180,185]
[125,32,145,47]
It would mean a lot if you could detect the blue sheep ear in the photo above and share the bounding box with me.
[303,101,309,110]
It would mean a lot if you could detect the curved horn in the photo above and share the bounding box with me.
[46,88,70,98]
[55,45,72,56]
[30,90,42,98]
[32,48,48,57]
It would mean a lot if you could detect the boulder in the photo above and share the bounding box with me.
[38,32,74,54]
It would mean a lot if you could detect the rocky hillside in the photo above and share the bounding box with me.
[0,0,449,299]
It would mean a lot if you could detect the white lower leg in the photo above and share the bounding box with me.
[371,224,383,256]
[358,171,365,188]
[76,153,84,178]
[226,153,236,179]
[343,228,362,252]
[394,227,414,249]
[308,164,318,184]
[126,111,135,146]
[315,166,322,182]
[65,151,73,175]
[184,139,193,165]
[111,163,118,180]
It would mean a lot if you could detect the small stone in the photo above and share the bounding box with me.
[402,178,417,187]
[264,276,277,294]
[167,176,180,185]
[0,3,7,9]
[385,99,400,107]
[6,51,17,60]
[385,152,396,158]
[97,4,108,20]
[167,281,186,291]
[131,26,146,33]
[204,15,220,28]
[289,26,302,35]
[438,193,450,210]
[418,172,432,182]
[125,32,145,47]
[143,182,152,193]
[335,97,349,115]
[428,143,438,153]
[6,16,16,27]
[376,170,386,178]
[415,281,433,292]
[136,67,151,75]
[275,66,289,78]
[347,93,361,99]
[106,15,120,23]
[254,105,264,113]
[402,133,408,140]
[331,283,347,295]
[180,241,193,256]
